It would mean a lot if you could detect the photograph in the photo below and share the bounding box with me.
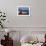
[17,6,31,16]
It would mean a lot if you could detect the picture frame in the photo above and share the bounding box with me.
[17,6,31,16]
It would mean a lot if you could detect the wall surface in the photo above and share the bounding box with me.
[0,0,46,27]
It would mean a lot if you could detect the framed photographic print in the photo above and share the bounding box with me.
[17,6,31,16]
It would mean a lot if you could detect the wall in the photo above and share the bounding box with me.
[0,0,46,27]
